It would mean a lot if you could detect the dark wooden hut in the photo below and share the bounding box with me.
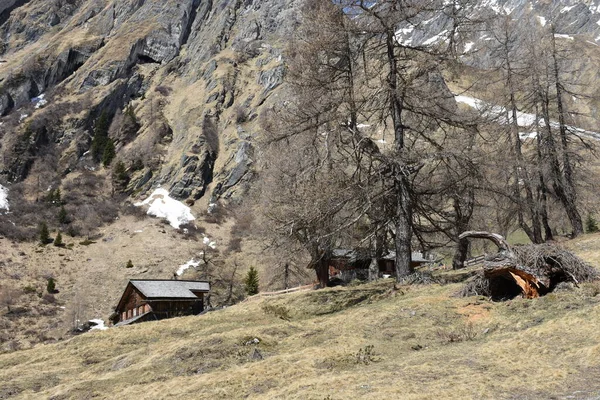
[329,249,434,283]
[113,279,210,326]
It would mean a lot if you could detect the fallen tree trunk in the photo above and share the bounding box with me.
[457,231,598,300]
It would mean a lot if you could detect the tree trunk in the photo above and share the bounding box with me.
[315,258,329,288]
[283,263,290,289]
[451,189,474,269]
[550,27,583,237]
[394,178,413,279]
[457,230,515,260]
[368,258,379,281]
[539,86,582,237]
[458,231,540,298]
[534,98,553,241]
[452,236,469,270]
[505,40,542,243]
[386,28,413,280]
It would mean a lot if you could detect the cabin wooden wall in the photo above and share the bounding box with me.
[150,300,204,319]
[118,285,149,321]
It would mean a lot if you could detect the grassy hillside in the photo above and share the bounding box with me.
[0,212,243,351]
[2,238,600,399]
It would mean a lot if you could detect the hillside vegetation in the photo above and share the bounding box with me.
[2,0,600,398]
[1,236,600,399]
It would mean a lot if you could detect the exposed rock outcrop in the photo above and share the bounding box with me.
[0,0,298,203]
[1,0,598,211]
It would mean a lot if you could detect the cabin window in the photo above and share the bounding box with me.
[139,306,144,315]
[122,312,126,321]
[133,308,138,317]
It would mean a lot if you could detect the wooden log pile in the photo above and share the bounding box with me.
[456,231,598,300]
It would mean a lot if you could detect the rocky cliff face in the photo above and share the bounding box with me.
[0,0,298,208]
[396,0,600,48]
[0,0,598,209]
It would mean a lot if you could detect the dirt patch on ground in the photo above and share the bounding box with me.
[457,302,492,323]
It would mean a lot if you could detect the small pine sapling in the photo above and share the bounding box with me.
[114,161,128,181]
[39,222,50,245]
[54,188,61,205]
[53,231,64,247]
[91,111,110,162]
[586,214,599,233]
[244,266,260,296]
[126,260,134,268]
[112,161,130,192]
[57,206,68,224]
[102,139,116,167]
[46,278,56,294]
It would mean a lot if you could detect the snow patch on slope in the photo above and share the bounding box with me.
[395,26,415,46]
[203,236,217,249]
[31,94,47,109]
[537,16,546,27]
[135,188,195,229]
[554,34,574,41]
[0,185,8,211]
[89,319,108,331]
[423,30,448,46]
[177,258,201,276]
[455,95,600,141]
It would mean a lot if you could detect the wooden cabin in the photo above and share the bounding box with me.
[113,279,210,326]
[379,251,433,275]
[329,249,372,282]
[329,249,434,283]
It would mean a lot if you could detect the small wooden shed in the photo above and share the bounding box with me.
[329,249,435,283]
[113,279,210,326]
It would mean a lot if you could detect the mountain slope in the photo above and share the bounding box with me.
[1,268,600,399]
[0,0,299,349]
[2,0,600,361]
[0,0,297,205]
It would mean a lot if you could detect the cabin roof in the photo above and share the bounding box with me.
[332,249,432,263]
[331,249,370,263]
[382,251,431,263]
[129,279,210,299]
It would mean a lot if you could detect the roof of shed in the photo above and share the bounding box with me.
[332,248,371,262]
[332,249,433,263]
[130,280,210,299]
[382,251,431,263]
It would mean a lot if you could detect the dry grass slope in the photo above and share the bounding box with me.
[1,262,600,399]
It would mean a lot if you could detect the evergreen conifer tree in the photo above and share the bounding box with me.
[53,231,64,247]
[46,278,56,293]
[586,214,599,233]
[91,111,110,162]
[244,266,259,296]
[57,206,68,224]
[114,161,127,180]
[112,161,130,192]
[102,139,116,167]
[54,188,61,205]
[39,222,50,245]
